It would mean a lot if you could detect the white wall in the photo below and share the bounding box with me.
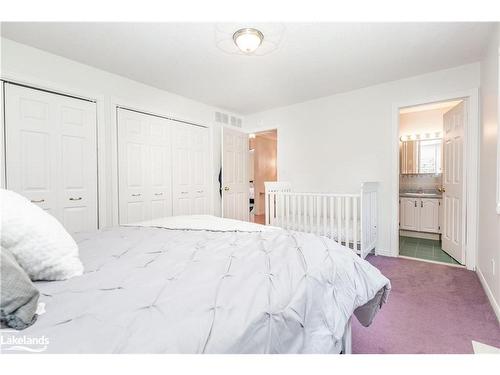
[0,38,238,224]
[478,25,500,321]
[245,63,480,255]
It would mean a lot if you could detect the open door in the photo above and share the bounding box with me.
[442,101,466,264]
[222,126,249,221]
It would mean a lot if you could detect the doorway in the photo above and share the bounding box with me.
[249,129,277,225]
[398,99,466,266]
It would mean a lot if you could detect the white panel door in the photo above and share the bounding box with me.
[399,198,419,231]
[117,109,172,224]
[419,198,440,233]
[190,126,209,214]
[222,126,249,221]
[172,123,210,215]
[172,124,193,215]
[442,102,465,264]
[5,83,98,234]
[59,95,98,233]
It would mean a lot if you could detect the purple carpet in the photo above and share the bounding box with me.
[352,255,500,354]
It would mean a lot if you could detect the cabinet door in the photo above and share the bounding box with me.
[419,198,440,233]
[5,83,98,234]
[399,198,419,231]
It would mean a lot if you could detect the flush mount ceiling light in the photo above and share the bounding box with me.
[215,24,284,56]
[232,28,264,54]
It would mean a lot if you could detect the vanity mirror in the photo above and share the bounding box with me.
[400,138,442,175]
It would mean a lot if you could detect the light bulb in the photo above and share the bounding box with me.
[233,28,264,54]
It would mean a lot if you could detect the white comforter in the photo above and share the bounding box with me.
[1,216,390,353]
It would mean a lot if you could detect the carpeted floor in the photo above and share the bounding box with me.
[352,255,500,354]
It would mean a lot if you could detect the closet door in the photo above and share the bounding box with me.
[172,124,210,215]
[117,109,172,224]
[4,83,98,234]
[172,123,192,215]
[190,126,209,214]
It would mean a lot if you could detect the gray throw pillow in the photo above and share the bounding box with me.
[1,247,40,330]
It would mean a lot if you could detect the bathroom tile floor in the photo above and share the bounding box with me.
[399,236,460,265]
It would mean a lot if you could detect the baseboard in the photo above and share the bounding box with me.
[399,230,440,240]
[477,267,500,325]
[374,248,393,257]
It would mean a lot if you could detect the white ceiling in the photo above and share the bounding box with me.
[1,22,493,114]
[400,100,463,114]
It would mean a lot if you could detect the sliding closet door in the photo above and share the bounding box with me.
[172,123,210,215]
[117,109,172,224]
[4,83,98,234]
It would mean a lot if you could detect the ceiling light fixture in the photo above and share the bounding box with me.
[232,28,264,54]
[215,24,284,56]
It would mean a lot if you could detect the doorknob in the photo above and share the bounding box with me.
[69,197,82,201]
[224,186,230,191]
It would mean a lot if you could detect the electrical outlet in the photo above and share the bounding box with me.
[492,259,496,276]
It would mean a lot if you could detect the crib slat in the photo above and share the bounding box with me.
[279,193,284,227]
[322,196,327,236]
[336,197,342,246]
[269,192,273,226]
[314,195,321,236]
[309,195,314,233]
[298,195,302,231]
[353,197,358,253]
[345,197,351,249]
[329,197,334,239]
[285,194,290,230]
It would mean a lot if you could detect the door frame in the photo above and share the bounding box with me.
[245,125,280,182]
[110,97,214,226]
[245,126,279,218]
[391,88,479,270]
[0,71,107,229]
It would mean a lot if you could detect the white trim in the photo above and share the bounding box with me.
[109,97,216,226]
[497,47,500,215]
[0,71,108,229]
[374,248,392,257]
[1,82,5,189]
[391,89,480,271]
[477,267,500,324]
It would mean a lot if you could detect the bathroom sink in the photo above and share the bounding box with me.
[399,192,442,198]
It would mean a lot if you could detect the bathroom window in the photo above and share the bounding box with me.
[419,139,442,174]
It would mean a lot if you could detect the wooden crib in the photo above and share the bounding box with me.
[264,182,378,259]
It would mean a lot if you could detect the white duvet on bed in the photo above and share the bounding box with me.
[1,216,390,354]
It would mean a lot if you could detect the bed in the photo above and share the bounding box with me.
[0,215,390,354]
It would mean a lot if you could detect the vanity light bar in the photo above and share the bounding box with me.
[400,131,441,142]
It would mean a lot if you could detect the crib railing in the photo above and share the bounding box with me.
[264,182,378,258]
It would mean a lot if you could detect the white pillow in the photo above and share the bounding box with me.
[0,189,84,281]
